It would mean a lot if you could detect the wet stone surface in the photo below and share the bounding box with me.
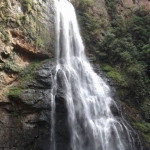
[0,60,70,150]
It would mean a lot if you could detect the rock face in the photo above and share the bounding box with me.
[1,60,70,150]
[0,0,54,100]
[0,0,150,149]
[0,61,51,150]
[0,0,55,149]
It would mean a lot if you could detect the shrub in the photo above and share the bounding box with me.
[78,0,93,7]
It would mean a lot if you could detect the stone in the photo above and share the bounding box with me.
[0,60,70,149]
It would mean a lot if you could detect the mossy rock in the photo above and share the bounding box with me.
[19,60,49,83]
[8,87,23,98]
[8,59,49,98]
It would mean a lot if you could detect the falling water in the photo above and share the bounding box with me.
[50,0,142,150]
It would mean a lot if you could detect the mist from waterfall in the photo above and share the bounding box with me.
[50,0,142,150]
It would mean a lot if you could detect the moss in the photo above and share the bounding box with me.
[15,14,26,26]
[21,0,33,13]
[0,52,22,73]
[134,122,148,132]
[2,0,48,50]
[22,23,46,49]
[19,61,41,82]
[0,61,22,73]
[142,133,150,143]
[8,87,22,98]
[35,36,45,48]
[7,59,49,100]
[101,64,127,87]
[132,122,150,143]
[0,26,10,43]
[19,59,49,87]
[77,0,93,8]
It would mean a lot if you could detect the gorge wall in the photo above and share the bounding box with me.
[0,0,55,149]
[0,0,150,149]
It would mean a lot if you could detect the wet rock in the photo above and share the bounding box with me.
[19,89,51,109]
[110,103,120,117]
[1,60,70,150]
[55,96,70,150]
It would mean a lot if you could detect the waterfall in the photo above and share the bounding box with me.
[50,0,142,150]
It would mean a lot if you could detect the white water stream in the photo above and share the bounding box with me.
[50,0,142,150]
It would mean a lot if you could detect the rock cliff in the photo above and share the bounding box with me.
[0,0,55,149]
[0,0,150,149]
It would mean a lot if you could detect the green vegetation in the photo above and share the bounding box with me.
[18,59,49,87]
[19,60,43,83]
[35,36,45,48]
[0,52,22,73]
[8,59,49,98]
[76,0,150,144]
[0,0,46,49]
[101,64,127,87]
[79,0,93,7]
[0,60,21,73]
[21,0,33,13]
[0,1,10,43]
[8,87,22,98]
[77,1,150,106]
[133,122,150,143]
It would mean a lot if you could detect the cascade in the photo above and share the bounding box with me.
[50,0,142,150]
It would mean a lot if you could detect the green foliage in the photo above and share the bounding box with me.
[133,122,150,143]
[77,11,106,55]
[141,99,150,121]
[0,53,22,73]
[78,0,93,8]
[0,13,10,43]
[105,0,117,15]
[101,64,127,87]
[77,0,150,109]
[133,122,150,133]
[35,36,45,48]
[0,61,21,73]
[19,61,41,83]
[19,59,49,87]
[21,0,33,13]
[142,133,150,143]
[0,29,10,43]
[7,60,49,101]
[76,0,150,144]
[15,14,26,26]
[0,0,46,49]
[22,25,46,49]
[128,9,150,51]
